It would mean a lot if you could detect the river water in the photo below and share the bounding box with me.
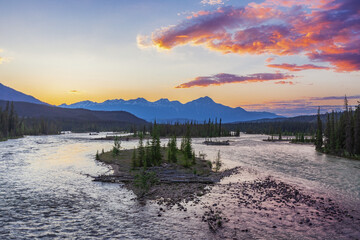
[0,133,359,239]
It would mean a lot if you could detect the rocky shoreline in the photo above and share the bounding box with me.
[95,160,360,239]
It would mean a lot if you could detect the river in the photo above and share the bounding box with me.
[0,133,359,239]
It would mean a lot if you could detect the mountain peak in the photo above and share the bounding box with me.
[155,98,170,104]
[0,82,46,105]
[191,96,215,104]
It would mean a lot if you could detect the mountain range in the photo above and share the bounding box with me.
[59,97,280,123]
[0,82,281,123]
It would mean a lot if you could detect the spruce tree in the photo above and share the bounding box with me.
[137,133,145,167]
[330,111,336,152]
[354,104,360,155]
[315,107,323,150]
[131,147,137,169]
[325,113,331,152]
[344,96,354,155]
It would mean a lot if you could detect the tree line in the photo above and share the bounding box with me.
[315,97,360,158]
[225,121,317,136]
[131,119,231,138]
[0,101,60,140]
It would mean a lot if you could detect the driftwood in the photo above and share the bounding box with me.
[93,172,216,184]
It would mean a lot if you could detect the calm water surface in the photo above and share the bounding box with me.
[0,133,359,239]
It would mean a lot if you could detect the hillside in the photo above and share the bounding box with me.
[0,100,148,131]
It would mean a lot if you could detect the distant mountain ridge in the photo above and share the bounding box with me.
[0,100,148,130]
[0,83,46,105]
[59,96,280,123]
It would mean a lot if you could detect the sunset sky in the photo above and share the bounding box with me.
[0,0,359,116]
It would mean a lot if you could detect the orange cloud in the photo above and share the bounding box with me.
[274,80,294,84]
[140,0,360,72]
[267,63,330,71]
[176,72,294,88]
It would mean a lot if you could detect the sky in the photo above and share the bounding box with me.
[0,0,359,116]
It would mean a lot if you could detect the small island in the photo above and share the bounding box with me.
[93,129,231,206]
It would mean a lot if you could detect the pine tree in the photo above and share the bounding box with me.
[354,104,360,155]
[131,147,137,169]
[150,124,162,165]
[137,133,145,167]
[219,118,222,137]
[330,111,336,152]
[145,140,151,167]
[324,113,331,152]
[213,150,222,172]
[315,107,323,150]
[344,96,353,155]
[167,136,177,163]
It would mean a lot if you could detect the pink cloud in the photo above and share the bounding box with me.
[267,63,330,71]
[176,72,294,88]
[140,0,360,72]
[265,57,275,63]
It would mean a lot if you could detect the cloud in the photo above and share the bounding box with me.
[242,94,360,116]
[136,34,153,49]
[140,0,360,72]
[267,63,330,71]
[69,90,79,94]
[201,0,224,5]
[0,56,11,64]
[309,94,360,101]
[274,80,294,84]
[265,57,275,63]
[308,51,360,72]
[176,72,294,88]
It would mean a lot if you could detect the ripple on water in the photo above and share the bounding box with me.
[0,133,359,239]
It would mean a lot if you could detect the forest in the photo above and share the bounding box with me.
[0,101,60,140]
[315,97,360,159]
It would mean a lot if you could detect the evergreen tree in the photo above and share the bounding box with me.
[131,147,137,169]
[324,113,331,152]
[167,136,177,163]
[137,133,145,167]
[330,111,336,152]
[315,107,323,150]
[344,96,353,155]
[354,104,360,155]
[151,123,162,165]
[219,118,222,137]
[145,140,151,168]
